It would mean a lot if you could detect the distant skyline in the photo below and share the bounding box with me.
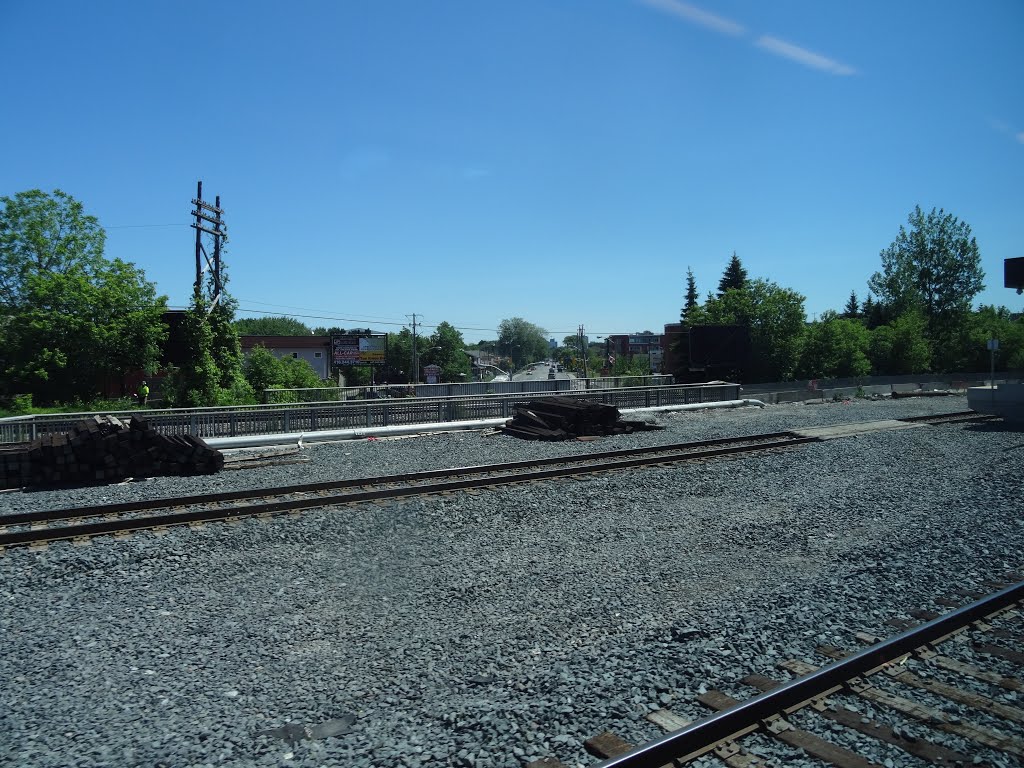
[2,1,1022,340]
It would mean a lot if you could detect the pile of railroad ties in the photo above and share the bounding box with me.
[500,397,663,440]
[0,415,224,490]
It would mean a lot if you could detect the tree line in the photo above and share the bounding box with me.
[3,190,1020,412]
[676,206,1023,382]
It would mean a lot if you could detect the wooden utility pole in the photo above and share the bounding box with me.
[191,180,228,309]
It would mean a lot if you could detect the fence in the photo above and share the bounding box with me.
[0,382,739,444]
[264,374,677,403]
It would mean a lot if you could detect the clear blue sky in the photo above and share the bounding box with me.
[3,1,1022,342]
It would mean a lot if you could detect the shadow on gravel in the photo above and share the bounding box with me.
[256,714,356,747]
[963,420,1024,435]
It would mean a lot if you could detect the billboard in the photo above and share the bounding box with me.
[1005,257,1024,290]
[688,325,751,370]
[331,334,388,367]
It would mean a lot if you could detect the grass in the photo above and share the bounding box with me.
[0,397,141,419]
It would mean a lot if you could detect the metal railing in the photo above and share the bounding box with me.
[265,375,676,402]
[0,382,739,444]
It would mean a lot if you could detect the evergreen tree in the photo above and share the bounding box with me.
[861,294,887,329]
[717,252,748,296]
[843,290,860,318]
[681,267,699,323]
[861,294,874,317]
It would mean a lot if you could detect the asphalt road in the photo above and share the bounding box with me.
[512,363,574,382]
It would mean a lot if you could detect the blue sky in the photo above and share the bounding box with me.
[2,1,1022,342]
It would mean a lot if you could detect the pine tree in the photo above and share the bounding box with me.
[717,252,748,296]
[843,290,860,318]
[861,294,874,316]
[861,294,886,330]
[681,267,699,323]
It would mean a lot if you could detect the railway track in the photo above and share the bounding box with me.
[0,431,815,550]
[534,579,1024,768]
[0,411,994,551]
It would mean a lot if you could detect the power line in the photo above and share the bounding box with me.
[106,223,189,229]
[233,298,405,324]
[231,305,503,335]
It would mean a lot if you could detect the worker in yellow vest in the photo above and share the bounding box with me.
[137,380,149,406]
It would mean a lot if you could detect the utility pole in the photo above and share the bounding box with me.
[409,313,419,384]
[190,180,227,309]
[578,324,589,380]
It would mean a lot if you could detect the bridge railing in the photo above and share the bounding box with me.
[0,382,739,443]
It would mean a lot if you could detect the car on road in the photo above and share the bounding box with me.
[548,368,557,379]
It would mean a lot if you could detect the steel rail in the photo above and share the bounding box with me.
[593,580,1024,768]
[898,411,994,423]
[0,435,818,548]
[0,432,802,526]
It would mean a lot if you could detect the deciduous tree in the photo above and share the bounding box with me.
[1,262,167,403]
[798,312,870,378]
[0,190,167,405]
[868,206,984,341]
[163,294,219,407]
[234,316,314,335]
[0,189,106,307]
[689,278,805,381]
[868,311,931,374]
[426,321,471,382]
[498,317,548,369]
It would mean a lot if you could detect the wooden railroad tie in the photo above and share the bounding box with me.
[0,415,224,490]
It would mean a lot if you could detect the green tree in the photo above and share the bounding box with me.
[842,291,860,319]
[717,252,748,296]
[611,354,651,377]
[868,206,984,347]
[205,256,249,401]
[279,356,324,389]
[947,306,1024,373]
[241,346,324,401]
[243,345,285,397]
[233,316,314,335]
[0,189,106,307]
[682,267,699,322]
[426,321,471,382]
[0,190,168,405]
[689,279,806,381]
[861,294,886,329]
[384,328,414,383]
[164,294,220,407]
[798,312,870,378]
[498,317,548,369]
[868,311,931,374]
[1,263,167,404]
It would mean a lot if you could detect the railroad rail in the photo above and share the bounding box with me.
[536,579,1024,768]
[0,411,996,551]
[0,431,815,550]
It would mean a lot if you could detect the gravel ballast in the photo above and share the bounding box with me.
[1,397,1022,768]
